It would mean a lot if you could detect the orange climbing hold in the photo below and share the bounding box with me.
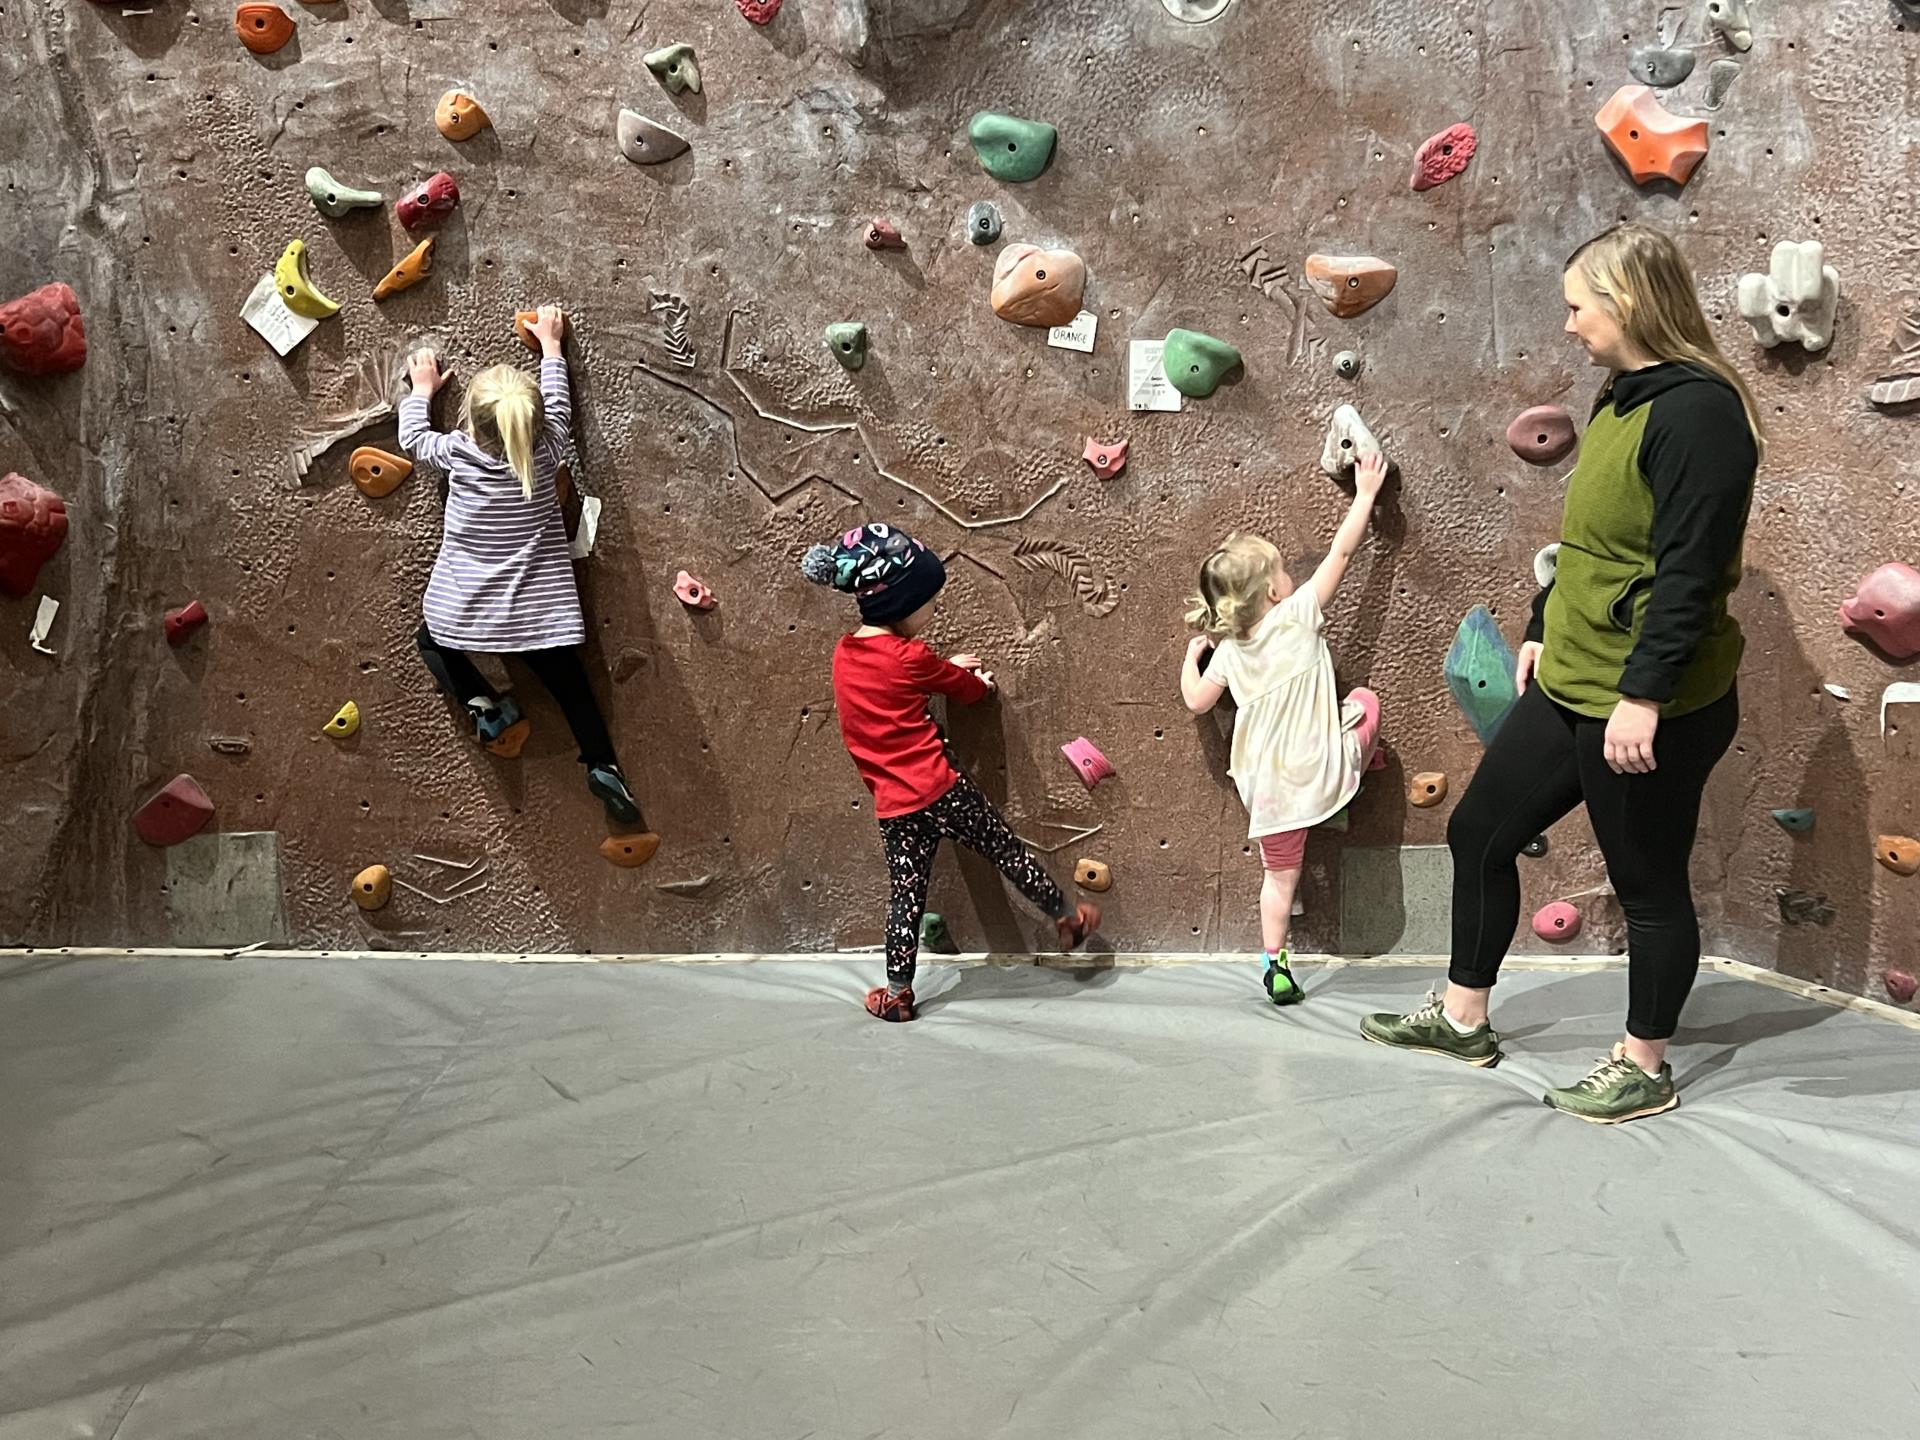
[435,90,491,141]
[1875,835,1920,876]
[1595,85,1709,186]
[1408,772,1449,808]
[514,311,541,352]
[600,833,663,869]
[372,238,434,301]
[351,865,392,911]
[234,4,295,54]
[349,446,412,498]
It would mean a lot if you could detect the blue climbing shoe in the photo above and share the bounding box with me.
[471,697,529,758]
[587,765,642,825]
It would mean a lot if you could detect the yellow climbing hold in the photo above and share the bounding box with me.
[274,239,340,319]
[324,700,361,738]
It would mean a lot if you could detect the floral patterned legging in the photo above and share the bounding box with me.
[879,775,1068,985]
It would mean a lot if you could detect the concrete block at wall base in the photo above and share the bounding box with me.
[1340,844,1453,956]
[165,832,289,948]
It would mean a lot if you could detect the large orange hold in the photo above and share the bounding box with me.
[234,4,296,54]
[372,238,434,301]
[435,90,491,141]
[1303,254,1398,318]
[600,833,662,869]
[349,447,412,498]
[989,244,1086,328]
[1595,85,1709,186]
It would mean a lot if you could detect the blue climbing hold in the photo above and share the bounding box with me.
[1445,606,1518,745]
[1771,808,1815,834]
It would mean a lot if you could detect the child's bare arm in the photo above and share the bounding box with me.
[1309,452,1387,611]
[1181,634,1226,714]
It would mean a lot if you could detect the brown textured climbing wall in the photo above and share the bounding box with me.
[3,0,1919,998]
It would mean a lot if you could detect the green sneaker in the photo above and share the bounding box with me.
[1359,990,1502,1067]
[1543,1048,1678,1124]
[1262,953,1304,1006]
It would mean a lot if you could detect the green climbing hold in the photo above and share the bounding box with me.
[1160,329,1242,398]
[919,912,958,954]
[825,322,868,371]
[1315,802,1351,833]
[1771,808,1815,834]
[304,166,383,219]
[968,111,1057,183]
[644,43,701,95]
[1445,606,1518,745]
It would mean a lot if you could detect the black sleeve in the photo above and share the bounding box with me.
[1524,583,1551,644]
[1617,380,1758,702]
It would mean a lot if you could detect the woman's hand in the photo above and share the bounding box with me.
[1353,451,1387,501]
[1515,640,1544,691]
[527,304,566,355]
[1604,697,1661,774]
[407,348,447,397]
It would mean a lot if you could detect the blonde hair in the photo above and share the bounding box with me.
[1186,532,1280,640]
[460,364,543,499]
[1566,223,1766,459]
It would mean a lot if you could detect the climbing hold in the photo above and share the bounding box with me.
[1082,437,1128,479]
[304,167,382,218]
[208,736,252,756]
[919,912,958,954]
[736,0,783,22]
[968,111,1057,183]
[1534,543,1561,587]
[1318,403,1383,477]
[234,4,295,54]
[1506,405,1577,465]
[1446,606,1519,745]
[351,864,392,911]
[617,110,690,165]
[674,570,717,609]
[1408,772,1448,808]
[1074,859,1112,892]
[645,44,701,94]
[1303,254,1398,318]
[1897,0,1920,21]
[864,219,906,251]
[1160,0,1232,19]
[0,473,69,597]
[1060,736,1115,789]
[1409,122,1477,191]
[966,201,1002,245]
[1776,888,1835,926]
[434,90,491,142]
[1839,563,1920,659]
[1737,240,1840,352]
[372,237,434,301]
[1333,350,1361,380]
[164,600,209,647]
[1886,969,1918,1005]
[1868,299,1920,406]
[349,446,412,498]
[1770,808,1815,834]
[599,833,662,868]
[1531,900,1583,943]
[273,239,340,319]
[1594,85,1709,186]
[990,244,1086,329]
[1160,329,1242,398]
[1706,0,1752,51]
[1703,59,1742,110]
[1627,45,1695,88]
[1522,834,1550,858]
[0,282,86,375]
[1876,835,1920,876]
[395,172,459,230]
[824,322,868,371]
[324,701,361,739]
[132,775,216,847]
[513,311,543,352]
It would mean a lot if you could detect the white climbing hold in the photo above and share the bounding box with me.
[28,595,57,654]
[1533,543,1561,588]
[1319,403,1383,477]
[1706,0,1753,52]
[1824,683,1853,701]
[1737,240,1840,352]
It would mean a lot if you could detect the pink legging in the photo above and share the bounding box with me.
[1258,687,1381,871]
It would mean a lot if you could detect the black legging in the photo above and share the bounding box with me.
[415,623,619,769]
[1447,680,1738,1040]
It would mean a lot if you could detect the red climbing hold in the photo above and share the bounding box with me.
[1082,437,1129,479]
[1531,900,1583,943]
[0,472,70,598]
[864,219,907,251]
[396,171,459,231]
[1886,968,1918,1005]
[0,282,86,376]
[736,0,782,22]
[1839,562,1920,660]
[164,600,209,647]
[1060,737,1115,789]
[674,570,717,609]
[1506,405,1577,465]
[1410,122,1477,192]
[132,775,216,847]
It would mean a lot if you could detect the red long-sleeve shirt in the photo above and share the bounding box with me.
[831,633,989,817]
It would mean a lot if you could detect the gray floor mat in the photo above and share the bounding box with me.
[1,956,1914,1438]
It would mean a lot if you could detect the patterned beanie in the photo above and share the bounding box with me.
[800,522,948,625]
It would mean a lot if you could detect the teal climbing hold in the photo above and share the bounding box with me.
[1160,329,1242,398]
[1445,606,1518,745]
[968,112,1057,182]
[825,322,868,371]
[919,912,958,954]
[1771,808,1815,834]
[304,166,383,218]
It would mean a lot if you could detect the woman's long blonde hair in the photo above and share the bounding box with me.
[1186,532,1280,641]
[1567,223,1766,458]
[460,364,543,499]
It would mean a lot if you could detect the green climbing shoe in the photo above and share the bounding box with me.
[1543,1048,1678,1124]
[1262,954,1304,1006]
[1359,990,1502,1067]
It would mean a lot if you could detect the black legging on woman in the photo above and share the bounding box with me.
[1447,680,1738,1040]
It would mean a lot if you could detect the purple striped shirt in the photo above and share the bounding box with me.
[400,355,586,652]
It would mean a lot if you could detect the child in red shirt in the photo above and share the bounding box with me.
[802,523,1100,1022]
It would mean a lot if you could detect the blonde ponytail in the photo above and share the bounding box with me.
[460,363,545,499]
[1186,532,1281,640]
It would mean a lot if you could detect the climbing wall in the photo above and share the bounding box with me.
[4,0,1918,999]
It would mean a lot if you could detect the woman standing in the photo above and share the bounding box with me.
[1361,224,1764,1124]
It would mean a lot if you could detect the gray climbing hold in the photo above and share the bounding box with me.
[1703,58,1742,110]
[1771,808,1815,834]
[1897,0,1920,20]
[304,166,383,218]
[966,201,1002,246]
[1627,45,1695,88]
[1160,0,1232,20]
[616,109,690,165]
[1775,887,1834,927]
[1522,834,1550,859]
[825,322,868,371]
[1706,0,1752,51]
[1334,350,1361,380]
[644,43,701,95]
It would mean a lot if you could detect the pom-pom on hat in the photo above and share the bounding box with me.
[801,522,948,625]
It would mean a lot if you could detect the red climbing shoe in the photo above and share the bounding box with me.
[1055,903,1101,951]
[864,986,916,1023]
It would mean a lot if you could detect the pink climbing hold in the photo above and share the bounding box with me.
[1506,405,1577,465]
[1410,123,1477,192]
[1060,736,1115,790]
[0,471,70,598]
[1885,968,1918,1005]
[674,570,716,610]
[1532,900,1583,943]
[1838,562,1920,660]
[164,600,209,647]
[864,219,906,251]
[396,171,459,231]
[0,282,87,375]
[1082,437,1129,479]
[131,774,216,847]
[736,0,782,22]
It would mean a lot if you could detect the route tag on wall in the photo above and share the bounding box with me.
[1127,339,1183,412]
[241,273,319,357]
[1047,310,1097,353]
